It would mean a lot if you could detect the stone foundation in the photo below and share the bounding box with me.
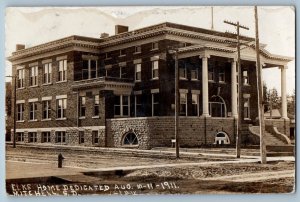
[106,117,237,149]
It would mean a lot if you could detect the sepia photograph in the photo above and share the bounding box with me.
[4,6,295,196]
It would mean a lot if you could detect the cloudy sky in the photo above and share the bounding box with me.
[5,6,295,95]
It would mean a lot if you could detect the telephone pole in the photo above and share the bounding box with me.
[254,6,267,164]
[168,47,180,158]
[224,20,249,158]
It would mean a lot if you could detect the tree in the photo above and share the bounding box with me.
[287,89,295,116]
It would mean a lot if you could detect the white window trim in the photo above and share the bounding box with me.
[135,63,141,82]
[180,93,188,117]
[114,95,130,117]
[42,96,52,101]
[192,94,199,116]
[151,92,159,117]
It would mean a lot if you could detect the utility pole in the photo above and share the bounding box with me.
[168,47,180,159]
[224,20,249,158]
[174,50,180,158]
[254,6,267,164]
[6,75,17,148]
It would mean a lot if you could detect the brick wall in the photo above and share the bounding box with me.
[106,117,237,149]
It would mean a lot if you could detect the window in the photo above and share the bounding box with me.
[120,49,126,56]
[17,103,24,121]
[90,60,97,78]
[244,97,250,119]
[57,98,67,118]
[152,42,159,50]
[209,96,226,117]
[135,64,141,81]
[42,132,51,143]
[28,132,37,143]
[152,60,159,79]
[29,102,38,121]
[219,68,225,83]
[43,63,52,84]
[135,94,142,117]
[135,46,141,53]
[123,133,138,146]
[119,66,123,78]
[243,70,249,85]
[180,93,187,116]
[114,95,121,116]
[17,69,25,88]
[16,132,24,142]
[191,69,198,80]
[55,131,66,143]
[122,96,129,116]
[58,60,67,81]
[30,66,38,86]
[42,100,51,120]
[208,66,214,81]
[94,95,100,117]
[152,93,159,116]
[79,131,84,144]
[179,66,187,79]
[79,96,86,117]
[92,131,99,144]
[192,94,199,116]
[114,95,130,117]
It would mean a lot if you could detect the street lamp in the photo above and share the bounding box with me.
[6,75,17,148]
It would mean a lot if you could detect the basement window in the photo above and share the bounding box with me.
[123,133,138,146]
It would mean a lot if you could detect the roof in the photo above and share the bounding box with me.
[7,22,293,63]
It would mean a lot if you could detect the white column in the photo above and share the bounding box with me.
[231,59,238,118]
[201,56,210,117]
[281,65,288,119]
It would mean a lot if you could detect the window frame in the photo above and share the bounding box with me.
[29,66,38,86]
[28,132,37,143]
[56,98,67,119]
[179,65,187,79]
[94,95,100,117]
[219,68,226,83]
[152,93,160,116]
[42,132,51,143]
[243,70,249,85]
[55,131,66,143]
[92,131,99,145]
[43,63,52,84]
[152,42,159,50]
[79,96,86,118]
[79,131,85,144]
[135,63,141,82]
[192,94,199,116]
[135,46,141,53]
[17,103,24,121]
[17,68,25,89]
[244,97,251,120]
[29,102,38,121]
[16,132,24,142]
[180,93,187,116]
[114,95,130,117]
[208,66,214,82]
[152,60,159,79]
[42,100,51,120]
[191,69,198,80]
[58,60,67,82]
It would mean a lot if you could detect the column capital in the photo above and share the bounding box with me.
[278,65,288,70]
[199,53,210,59]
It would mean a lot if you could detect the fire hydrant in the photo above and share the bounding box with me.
[58,153,64,168]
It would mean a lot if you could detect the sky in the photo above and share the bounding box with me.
[5,6,295,95]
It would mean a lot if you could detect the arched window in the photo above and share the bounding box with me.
[214,132,230,145]
[123,132,139,146]
[209,95,227,117]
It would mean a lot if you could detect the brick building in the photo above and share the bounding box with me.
[7,22,293,149]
